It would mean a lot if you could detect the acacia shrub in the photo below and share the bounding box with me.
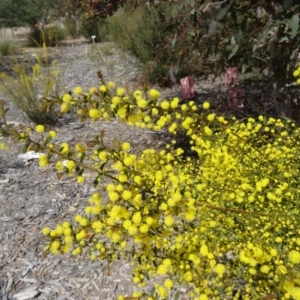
[1,74,299,299]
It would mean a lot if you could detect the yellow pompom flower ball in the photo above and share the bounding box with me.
[170,97,179,108]
[161,100,170,110]
[0,142,7,150]
[137,98,148,108]
[116,87,125,96]
[35,125,45,133]
[293,69,300,77]
[202,101,210,109]
[42,227,51,235]
[89,87,97,94]
[74,86,83,95]
[60,103,70,113]
[164,278,173,289]
[89,108,101,121]
[149,88,160,99]
[107,81,115,89]
[207,113,215,121]
[77,175,84,183]
[204,126,213,136]
[62,93,72,102]
[99,85,107,93]
[121,142,131,151]
[48,130,56,138]
[289,250,300,264]
[66,160,75,172]
[164,215,174,227]
[260,265,270,274]
[39,154,48,167]
[288,287,300,300]
[60,142,69,154]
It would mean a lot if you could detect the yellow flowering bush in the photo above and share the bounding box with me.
[1,72,300,299]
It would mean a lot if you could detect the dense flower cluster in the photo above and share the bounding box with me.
[1,74,300,299]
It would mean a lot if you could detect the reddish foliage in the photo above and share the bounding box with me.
[225,67,239,86]
[225,67,245,108]
[227,85,245,108]
[180,76,195,100]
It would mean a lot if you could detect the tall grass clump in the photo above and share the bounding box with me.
[0,45,61,124]
[27,25,67,47]
[0,38,20,57]
[1,70,300,299]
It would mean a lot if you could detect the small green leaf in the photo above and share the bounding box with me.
[23,143,30,153]
[228,44,239,60]
[216,0,233,21]
[93,175,101,187]
[208,19,217,36]
[171,32,177,48]
[100,162,107,170]
[44,136,51,145]
[288,14,299,39]
[79,152,86,163]
[174,291,180,300]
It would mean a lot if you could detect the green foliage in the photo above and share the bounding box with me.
[0,47,61,124]
[65,0,127,19]
[27,25,67,47]
[79,17,100,41]
[96,19,111,42]
[107,3,177,84]
[1,70,300,298]
[105,0,300,90]
[0,0,61,28]
[63,18,81,38]
[0,38,19,57]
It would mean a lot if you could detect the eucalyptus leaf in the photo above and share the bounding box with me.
[216,0,233,21]
[231,36,236,45]
[287,14,299,39]
[208,19,217,36]
[171,32,177,48]
[279,36,289,43]
[283,0,292,10]
[256,6,261,18]
[228,44,239,60]
[252,44,259,52]
[185,0,194,8]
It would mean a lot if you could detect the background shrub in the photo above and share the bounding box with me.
[107,3,180,85]
[27,25,67,47]
[63,18,81,38]
[0,48,61,124]
[79,16,110,42]
[0,38,19,57]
